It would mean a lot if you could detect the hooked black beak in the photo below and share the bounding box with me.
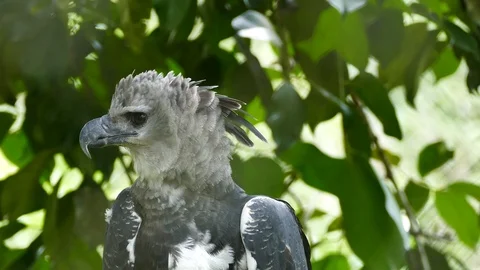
[79,115,137,159]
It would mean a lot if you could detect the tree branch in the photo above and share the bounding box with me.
[350,93,431,270]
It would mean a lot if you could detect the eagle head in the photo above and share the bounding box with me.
[79,71,265,179]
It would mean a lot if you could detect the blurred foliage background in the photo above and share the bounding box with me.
[1,0,480,269]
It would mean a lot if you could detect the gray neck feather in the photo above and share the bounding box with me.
[129,109,237,209]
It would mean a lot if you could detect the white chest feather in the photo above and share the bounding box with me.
[168,231,234,270]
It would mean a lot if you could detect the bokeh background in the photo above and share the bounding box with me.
[1,0,480,269]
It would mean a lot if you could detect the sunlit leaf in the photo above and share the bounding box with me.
[435,190,479,248]
[312,254,350,270]
[231,155,285,197]
[404,181,430,213]
[327,0,367,14]
[282,143,408,270]
[349,72,402,139]
[232,10,282,46]
[417,141,454,177]
[266,82,305,152]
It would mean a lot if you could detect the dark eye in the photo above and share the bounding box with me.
[126,112,147,127]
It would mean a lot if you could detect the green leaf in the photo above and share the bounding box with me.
[407,244,453,270]
[73,185,110,248]
[246,96,266,125]
[417,141,454,177]
[312,254,350,270]
[342,105,371,157]
[43,192,102,269]
[379,23,438,104]
[339,12,369,69]
[299,9,369,69]
[266,82,305,152]
[0,111,14,144]
[404,181,430,213]
[153,0,192,30]
[431,46,461,82]
[0,244,26,270]
[443,20,480,60]
[232,10,281,46]
[297,8,342,62]
[0,130,34,167]
[365,8,404,67]
[304,86,340,130]
[435,190,479,248]
[327,0,367,14]
[448,182,480,201]
[1,150,52,220]
[223,62,259,105]
[282,143,408,270]
[372,148,401,166]
[349,72,403,139]
[231,156,285,198]
[327,216,343,232]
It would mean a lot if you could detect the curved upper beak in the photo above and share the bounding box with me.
[79,115,137,159]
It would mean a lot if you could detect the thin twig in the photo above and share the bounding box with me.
[350,93,431,270]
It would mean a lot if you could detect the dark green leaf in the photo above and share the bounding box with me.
[327,216,343,232]
[339,12,369,69]
[231,155,285,197]
[43,192,102,269]
[443,20,480,60]
[223,62,259,105]
[372,148,401,166]
[404,181,430,213]
[365,8,404,67]
[349,72,402,139]
[435,190,479,248]
[243,0,272,12]
[282,143,407,270]
[417,141,454,177]
[342,105,371,157]
[266,82,305,152]
[432,46,461,82]
[312,254,350,270]
[407,244,452,270]
[304,86,340,130]
[448,182,480,201]
[1,150,52,220]
[327,0,367,14]
[153,0,192,30]
[0,244,26,270]
[73,185,109,248]
[0,111,14,144]
[232,10,281,46]
[0,221,25,241]
[379,23,438,103]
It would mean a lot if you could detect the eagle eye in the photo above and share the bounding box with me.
[126,112,147,127]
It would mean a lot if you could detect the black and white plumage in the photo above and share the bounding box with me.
[79,71,311,270]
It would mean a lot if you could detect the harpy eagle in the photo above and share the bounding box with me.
[79,71,311,269]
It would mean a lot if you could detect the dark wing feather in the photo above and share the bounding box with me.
[240,196,312,270]
[103,188,141,270]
